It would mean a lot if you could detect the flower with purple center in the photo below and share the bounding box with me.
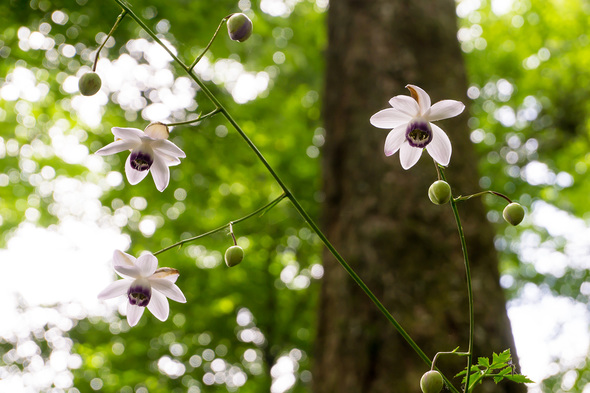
[95,122,186,191]
[98,250,186,327]
[370,84,465,169]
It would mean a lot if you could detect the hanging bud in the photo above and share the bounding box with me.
[227,13,253,42]
[225,245,244,267]
[503,202,525,226]
[428,180,452,205]
[144,122,170,140]
[420,370,443,393]
[78,72,102,96]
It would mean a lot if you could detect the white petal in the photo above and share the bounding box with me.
[112,250,140,279]
[405,85,431,115]
[370,109,411,129]
[152,139,186,158]
[384,125,407,156]
[425,100,465,122]
[151,267,180,283]
[387,95,420,117]
[147,290,170,321]
[426,123,452,166]
[126,303,145,327]
[399,143,423,169]
[150,156,170,192]
[150,278,186,303]
[136,253,158,277]
[112,127,144,141]
[113,250,136,267]
[97,279,130,300]
[125,155,150,185]
[95,139,139,156]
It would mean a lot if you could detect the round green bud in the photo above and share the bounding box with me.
[78,72,102,96]
[227,13,253,42]
[225,245,244,267]
[503,202,525,226]
[420,370,443,393]
[428,180,452,205]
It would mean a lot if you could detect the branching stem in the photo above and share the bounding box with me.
[109,2,462,392]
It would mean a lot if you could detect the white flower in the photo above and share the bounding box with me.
[98,250,187,327]
[370,84,465,169]
[96,122,186,191]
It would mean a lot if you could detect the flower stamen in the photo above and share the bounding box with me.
[406,119,432,148]
[129,150,154,171]
[127,278,152,307]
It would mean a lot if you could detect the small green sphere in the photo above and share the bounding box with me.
[428,180,452,205]
[420,370,443,393]
[78,72,102,96]
[503,202,525,226]
[227,13,253,42]
[225,245,244,267]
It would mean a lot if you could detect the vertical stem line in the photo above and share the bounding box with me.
[441,170,474,392]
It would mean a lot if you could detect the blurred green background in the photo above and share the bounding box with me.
[0,0,589,392]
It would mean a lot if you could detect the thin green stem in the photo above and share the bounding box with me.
[153,193,287,256]
[440,168,474,393]
[166,109,221,127]
[431,348,469,371]
[93,9,128,71]
[109,2,461,392]
[188,16,231,72]
[454,190,512,204]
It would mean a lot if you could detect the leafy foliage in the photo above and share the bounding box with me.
[456,349,533,389]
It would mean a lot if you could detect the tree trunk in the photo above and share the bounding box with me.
[314,0,524,392]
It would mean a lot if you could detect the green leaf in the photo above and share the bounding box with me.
[504,374,534,384]
[477,357,490,368]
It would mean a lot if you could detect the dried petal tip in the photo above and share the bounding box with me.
[225,245,244,267]
[144,122,170,140]
[420,370,443,393]
[503,202,525,226]
[78,72,102,96]
[428,180,451,205]
[227,13,253,42]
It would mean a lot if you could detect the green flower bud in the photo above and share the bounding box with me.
[503,202,525,226]
[227,13,253,42]
[78,72,102,96]
[428,180,452,205]
[420,370,443,393]
[225,245,244,267]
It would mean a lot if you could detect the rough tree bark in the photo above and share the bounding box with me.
[314,0,525,392]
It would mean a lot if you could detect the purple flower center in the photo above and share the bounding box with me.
[405,119,433,148]
[130,150,154,171]
[127,280,151,307]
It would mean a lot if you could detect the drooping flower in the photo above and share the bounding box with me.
[95,122,186,191]
[370,84,465,169]
[98,250,186,327]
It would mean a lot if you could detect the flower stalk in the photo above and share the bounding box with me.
[93,9,128,71]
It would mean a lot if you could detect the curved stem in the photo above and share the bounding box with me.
[109,2,461,392]
[440,168,474,393]
[454,190,512,204]
[153,193,287,256]
[93,9,128,71]
[188,16,231,71]
[166,108,221,127]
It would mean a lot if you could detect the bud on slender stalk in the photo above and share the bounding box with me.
[503,202,525,226]
[225,245,244,267]
[428,180,452,205]
[78,72,102,96]
[227,13,253,42]
[420,370,443,393]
